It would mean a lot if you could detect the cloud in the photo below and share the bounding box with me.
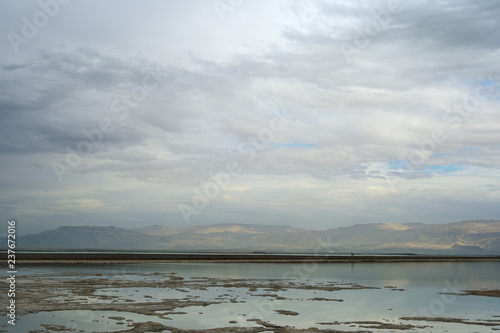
[0,0,499,234]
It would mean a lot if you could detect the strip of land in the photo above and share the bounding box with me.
[11,252,500,264]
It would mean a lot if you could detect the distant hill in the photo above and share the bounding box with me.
[16,220,500,254]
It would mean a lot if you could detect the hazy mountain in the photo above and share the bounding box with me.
[18,226,160,249]
[321,221,500,253]
[17,220,500,254]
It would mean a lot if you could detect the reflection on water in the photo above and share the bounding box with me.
[3,261,500,332]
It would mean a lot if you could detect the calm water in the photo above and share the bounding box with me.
[3,261,500,332]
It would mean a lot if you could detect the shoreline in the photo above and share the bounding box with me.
[12,252,500,264]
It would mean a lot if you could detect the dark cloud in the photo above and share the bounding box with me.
[2,63,31,71]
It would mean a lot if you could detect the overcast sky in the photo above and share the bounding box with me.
[1,0,499,235]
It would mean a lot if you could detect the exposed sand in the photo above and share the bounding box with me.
[400,317,500,327]
[441,289,500,298]
[14,252,500,264]
[0,269,387,332]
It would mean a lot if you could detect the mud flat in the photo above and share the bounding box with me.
[2,258,500,333]
[14,252,500,264]
[4,271,378,317]
[441,289,500,298]
[2,266,500,333]
[0,270,390,332]
[400,317,500,327]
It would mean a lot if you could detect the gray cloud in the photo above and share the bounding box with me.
[0,0,499,234]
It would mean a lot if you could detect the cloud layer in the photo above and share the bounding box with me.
[1,0,499,234]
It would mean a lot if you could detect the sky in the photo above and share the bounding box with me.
[1,0,499,235]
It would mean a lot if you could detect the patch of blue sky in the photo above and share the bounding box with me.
[270,141,317,148]
[426,164,465,173]
[478,78,500,103]
[387,161,465,174]
[478,78,498,87]
[387,160,406,170]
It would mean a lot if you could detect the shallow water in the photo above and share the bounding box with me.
[2,261,500,332]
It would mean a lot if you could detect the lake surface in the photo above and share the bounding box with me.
[2,261,500,332]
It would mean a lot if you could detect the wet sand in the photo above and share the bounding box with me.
[3,270,389,332]
[441,289,500,298]
[14,252,500,264]
[2,266,500,333]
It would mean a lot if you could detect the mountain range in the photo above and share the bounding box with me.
[16,220,500,254]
